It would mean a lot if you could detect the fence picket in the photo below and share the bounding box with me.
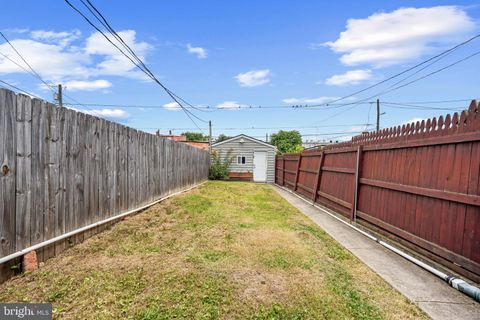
[275,100,480,282]
[0,87,210,279]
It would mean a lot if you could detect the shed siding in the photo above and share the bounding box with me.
[212,139,275,183]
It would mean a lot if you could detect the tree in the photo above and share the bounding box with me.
[215,134,231,143]
[182,132,207,141]
[270,130,304,154]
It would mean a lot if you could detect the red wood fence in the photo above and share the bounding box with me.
[276,100,480,282]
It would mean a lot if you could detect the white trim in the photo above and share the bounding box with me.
[253,151,267,182]
[237,155,247,165]
[212,134,277,149]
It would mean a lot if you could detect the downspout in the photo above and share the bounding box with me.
[276,184,480,302]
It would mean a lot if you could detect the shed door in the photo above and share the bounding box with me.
[253,151,267,182]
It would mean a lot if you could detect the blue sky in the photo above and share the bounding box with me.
[1,0,479,141]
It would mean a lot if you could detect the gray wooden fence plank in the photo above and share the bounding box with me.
[0,89,17,256]
[0,88,210,261]
[74,112,85,242]
[15,94,32,251]
[44,102,58,259]
[54,106,66,255]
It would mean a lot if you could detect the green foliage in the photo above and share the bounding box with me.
[215,133,231,143]
[209,150,234,180]
[270,130,304,154]
[182,132,208,141]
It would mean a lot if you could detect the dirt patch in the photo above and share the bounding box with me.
[232,268,288,304]
[0,182,428,320]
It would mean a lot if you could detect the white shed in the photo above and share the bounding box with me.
[212,134,277,182]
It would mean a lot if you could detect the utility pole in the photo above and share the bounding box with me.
[265,133,268,142]
[208,120,212,153]
[57,84,63,108]
[376,99,380,131]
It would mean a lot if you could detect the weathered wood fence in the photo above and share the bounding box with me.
[0,88,210,265]
[276,100,480,282]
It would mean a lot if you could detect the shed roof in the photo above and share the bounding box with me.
[212,134,277,150]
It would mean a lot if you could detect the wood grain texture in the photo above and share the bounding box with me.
[0,88,209,266]
[0,89,16,256]
[275,100,480,281]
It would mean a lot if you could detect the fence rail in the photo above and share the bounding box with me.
[276,100,480,282]
[0,88,210,264]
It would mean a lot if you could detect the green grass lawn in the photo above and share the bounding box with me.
[0,181,427,319]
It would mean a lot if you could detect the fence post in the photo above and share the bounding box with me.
[351,145,363,221]
[281,157,285,186]
[293,153,302,191]
[312,151,324,203]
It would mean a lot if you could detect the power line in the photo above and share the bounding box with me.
[64,0,208,132]
[0,47,96,110]
[61,95,477,112]
[382,102,465,111]
[245,131,373,139]
[1,32,86,108]
[304,33,480,107]
[0,31,57,95]
[79,0,209,114]
[352,49,480,107]
[314,48,480,123]
[64,0,207,128]
[382,99,475,105]
[0,79,42,99]
[62,101,374,110]
[137,123,374,131]
[78,1,210,115]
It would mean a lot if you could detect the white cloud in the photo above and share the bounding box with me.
[335,125,373,142]
[324,69,372,86]
[63,79,112,91]
[234,69,270,87]
[401,117,426,126]
[85,30,152,80]
[0,29,154,85]
[324,6,476,67]
[72,108,130,120]
[282,96,342,104]
[30,29,81,46]
[0,39,90,81]
[163,102,181,111]
[216,101,247,109]
[186,43,207,59]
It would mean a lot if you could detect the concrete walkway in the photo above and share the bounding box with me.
[272,185,480,320]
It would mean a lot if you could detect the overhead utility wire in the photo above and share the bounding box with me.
[79,0,211,115]
[139,123,374,131]
[62,97,477,111]
[243,130,375,139]
[299,33,480,109]
[383,98,475,105]
[315,48,480,123]
[64,0,207,132]
[382,102,464,111]
[347,49,480,108]
[0,35,95,110]
[77,0,209,120]
[387,49,456,89]
[0,32,57,95]
[0,79,42,99]
[62,101,374,110]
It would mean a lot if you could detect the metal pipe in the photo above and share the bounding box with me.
[275,184,480,302]
[0,181,207,265]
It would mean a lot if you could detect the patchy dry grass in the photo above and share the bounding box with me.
[0,181,428,319]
